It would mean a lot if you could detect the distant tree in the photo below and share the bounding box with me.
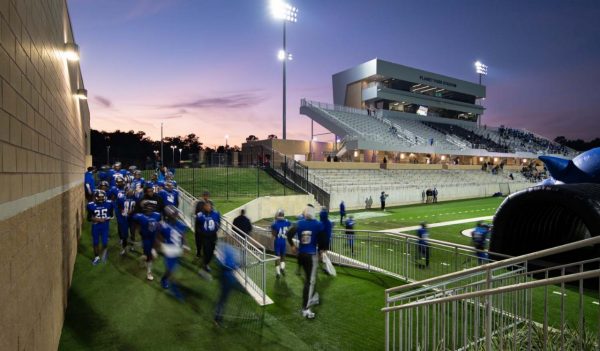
[554,136,600,152]
[267,134,278,139]
[246,135,258,141]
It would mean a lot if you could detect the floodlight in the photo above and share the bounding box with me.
[64,42,80,61]
[271,0,298,22]
[475,61,488,75]
[75,88,87,100]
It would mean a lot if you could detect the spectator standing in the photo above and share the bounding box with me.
[368,196,373,209]
[433,187,438,203]
[232,209,252,238]
[380,191,388,211]
[339,201,346,225]
[426,188,433,203]
[421,189,426,204]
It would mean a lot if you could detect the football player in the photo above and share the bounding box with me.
[133,198,162,281]
[158,181,179,207]
[165,172,178,188]
[271,209,291,278]
[108,175,126,201]
[116,187,137,255]
[86,190,114,265]
[158,205,189,299]
[196,201,221,277]
[286,205,325,319]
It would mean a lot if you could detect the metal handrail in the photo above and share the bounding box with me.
[332,228,511,259]
[385,234,600,294]
[382,269,600,312]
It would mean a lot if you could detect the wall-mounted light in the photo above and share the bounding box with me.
[479,157,484,162]
[441,155,446,161]
[353,151,358,158]
[400,153,405,159]
[493,157,499,163]
[64,42,80,61]
[75,88,87,100]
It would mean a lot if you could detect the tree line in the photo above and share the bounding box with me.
[554,136,600,152]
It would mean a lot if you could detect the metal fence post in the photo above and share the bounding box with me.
[192,167,196,197]
[257,166,260,197]
[226,165,229,200]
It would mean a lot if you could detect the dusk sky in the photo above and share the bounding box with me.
[69,0,600,147]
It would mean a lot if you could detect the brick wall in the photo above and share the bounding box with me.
[0,0,89,350]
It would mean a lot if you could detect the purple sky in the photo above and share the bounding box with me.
[69,0,600,147]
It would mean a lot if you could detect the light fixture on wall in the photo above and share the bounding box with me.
[64,42,80,61]
[75,88,87,100]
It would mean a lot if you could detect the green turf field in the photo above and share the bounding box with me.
[59,222,401,351]
[142,168,300,205]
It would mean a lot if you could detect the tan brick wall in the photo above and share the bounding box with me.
[0,0,89,350]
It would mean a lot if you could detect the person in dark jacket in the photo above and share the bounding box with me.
[232,209,252,238]
[339,201,346,225]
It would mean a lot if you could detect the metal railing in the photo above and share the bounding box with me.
[327,228,512,283]
[178,187,277,305]
[383,235,600,350]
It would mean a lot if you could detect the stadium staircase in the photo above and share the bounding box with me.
[177,187,277,305]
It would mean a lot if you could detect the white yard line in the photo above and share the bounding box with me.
[380,216,494,233]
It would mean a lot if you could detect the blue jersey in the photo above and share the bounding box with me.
[158,189,179,207]
[87,201,114,229]
[133,212,162,239]
[98,170,111,183]
[107,186,124,201]
[196,211,221,236]
[271,219,291,241]
[160,220,188,246]
[294,219,324,255]
[170,180,178,188]
[417,228,429,244]
[132,178,145,191]
[472,226,489,247]
[84,171,95,195]
[345,218,355,229]
[117,194,137,219]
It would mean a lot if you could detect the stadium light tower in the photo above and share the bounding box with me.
[271,0,298,140]
[170,145,176,166]
[475,61,488,85]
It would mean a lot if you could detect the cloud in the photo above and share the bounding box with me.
[165,92,268,110]
[94,95,113,108]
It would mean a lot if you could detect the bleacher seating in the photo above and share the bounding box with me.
[422,121,510,152]
[301,100,576,156]
[309,168,531,191]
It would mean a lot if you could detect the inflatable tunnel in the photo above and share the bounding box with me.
[490,183,600,263]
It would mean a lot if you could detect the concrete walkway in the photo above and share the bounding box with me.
[380,215,494,233]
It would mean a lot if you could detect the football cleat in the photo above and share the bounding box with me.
[92,256,100,266]
[302,309,315,319]
[147,272,154,281]
[161,277,170,289]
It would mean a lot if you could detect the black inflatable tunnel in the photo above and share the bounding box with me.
[490,183,600,266]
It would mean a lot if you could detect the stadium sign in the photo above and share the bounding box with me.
[419,75,457,88]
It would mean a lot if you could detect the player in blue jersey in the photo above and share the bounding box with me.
[214,243,240,327]
[131,170,145,201]
[196,201,221,277]
[158,181,179,207]
[84,167,96,201]
[271,209,291,278]
[110,162,128,186]
[97,180,110,193]
[165,172,178,188]
[472,222,491,265]
[344,215,356,255]
[287,205,325,319]
[108,175,126,201]
[416,222,430,268]
[98,165,111,183]
[133,200,162,281]
[116,187,137,255]
[86,190,114,265]
[158,205,190,299]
